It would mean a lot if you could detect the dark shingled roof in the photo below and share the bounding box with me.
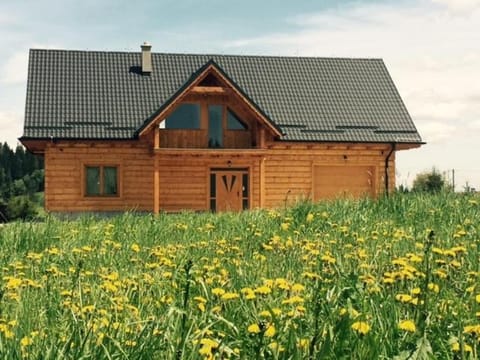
[22,49,422,144]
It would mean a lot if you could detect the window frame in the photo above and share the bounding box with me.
[83,164,121,198]
[164,103,202,130]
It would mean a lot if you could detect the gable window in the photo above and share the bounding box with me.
[165,103,200,129]
[208,105,223,148]
[85,165,118,196]
[227,109,247,130]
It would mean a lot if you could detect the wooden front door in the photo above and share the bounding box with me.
[210,169,249,212]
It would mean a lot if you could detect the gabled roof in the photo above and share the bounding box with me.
[22,49,423,144]
[137,60,283,137]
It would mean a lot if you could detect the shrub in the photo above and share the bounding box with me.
[6,195,37,220]
[412,168,446,193]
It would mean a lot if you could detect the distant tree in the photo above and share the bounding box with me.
[412,168,446,193]
[0,143,44,221]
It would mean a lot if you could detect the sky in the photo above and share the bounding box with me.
[0,0,479,190]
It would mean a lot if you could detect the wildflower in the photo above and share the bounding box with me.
[298,338,309,349]
[282,295,304,305]
[463,324,480,335]
[199,338,219,358]
[395,294,413,303]
[428,283,440,293]
[131,244,140,253]
[259,310,272,318]
[452,342,473,353]
[212,288,225,296]
[265,324,276,337]
[321,253,336,264]
[20,336,33,347]
[247,323,261,334]
[351,321,370,335]
[476,294,480,303]
[5,277,22,290]
[220,292,239,301]
[268,341,284,352]
[398,320,416,333]
[306,213,314,223]
[291,283,305,292]
[411,288,421,295]
[254,286,272,295]
[241,287,256,300]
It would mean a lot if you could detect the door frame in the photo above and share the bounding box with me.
[209,167,250,212]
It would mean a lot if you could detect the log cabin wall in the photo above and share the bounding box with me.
[155,151,262,212]
[44,141,153,212]
[43,140,395,213]
[262,142,395,208]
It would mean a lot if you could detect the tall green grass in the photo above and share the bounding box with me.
[0,192,479,359]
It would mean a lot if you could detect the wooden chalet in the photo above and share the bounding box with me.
[20,43,423,213]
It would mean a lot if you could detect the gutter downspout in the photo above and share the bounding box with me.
[384,143,396,196]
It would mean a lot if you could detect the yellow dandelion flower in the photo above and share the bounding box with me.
[351,321,370,335]
[428,283,440,293]
[395,294,413,303]
[268,341,284,352]
[398,320,416,333]
[20,336,33,347]
[281,223,290,231]
[130,243,140,253]
[452,342,473,353]
[291,283,305,292]
[476,294,480,303]
[272,308,282,316]
[282,295,304,305]
[298,338,309,349]
[5,277,22,290]
[254,286,272,295]
[321,253,336,264]
[259,310,272,318]
[220,292,239,301]
[265,324,276,337]
[212,288,226,296]
[247,324,261,334]
[306,213,314,223]
[411,287,421,295]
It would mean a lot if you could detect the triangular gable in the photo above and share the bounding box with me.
[137,60,283,137]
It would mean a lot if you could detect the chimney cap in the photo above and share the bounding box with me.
[141,42,152,74]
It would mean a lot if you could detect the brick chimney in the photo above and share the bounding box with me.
[141,42,152,74]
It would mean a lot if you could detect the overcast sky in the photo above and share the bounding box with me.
[1,0,479,190]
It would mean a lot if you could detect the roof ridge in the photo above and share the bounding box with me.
[28,48,383,61]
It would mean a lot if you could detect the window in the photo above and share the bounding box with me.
[85,166,118,196]
[165,104,201,129]
[208,105,223,148]
[227,109,247,130]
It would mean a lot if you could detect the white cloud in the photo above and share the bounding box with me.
[0,51,29,84]
[0,111,23,148]
[430,0,480,14]
[1,43,61,85]
[415,121,457,143]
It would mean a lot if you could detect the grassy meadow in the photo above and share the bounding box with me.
[0,193,479,359]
